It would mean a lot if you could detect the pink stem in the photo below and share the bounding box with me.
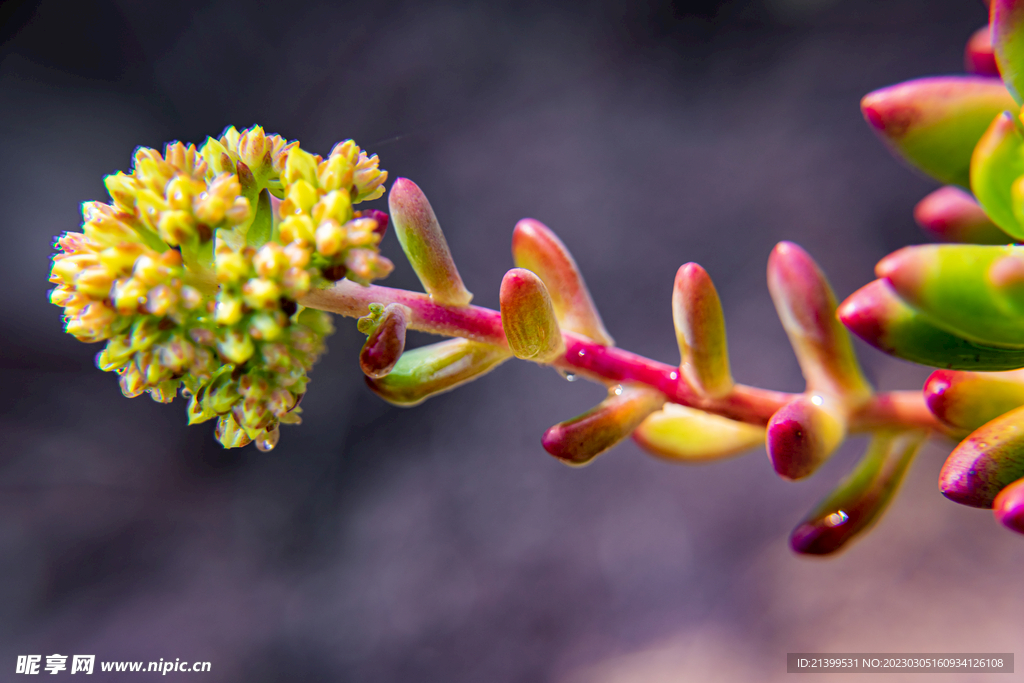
[301,280,945,433]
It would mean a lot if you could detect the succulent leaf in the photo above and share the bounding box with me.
[966,25,1000,77]
[632,403,764,462]
[511,219,614,346]
[542,384,665,466]
[365,338,510,406]
[672,263,733,398]
[790,430,925,555]
[993,475,1024,533]
[499,268,565,362]
[971,110,1024,237]
[767,242,872,404]
[861,76,1017,187]
[839,279,1024,370]
[924,368,1024,431]
[940,403,1024,507]
[913,186,1011,244]
[388,178,473,307]
[992,0,1024,103]
[767,394,847,481]
[876,243,1024,348]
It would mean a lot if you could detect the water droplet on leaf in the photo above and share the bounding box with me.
[255,426,280,452]
[824,510,848,527]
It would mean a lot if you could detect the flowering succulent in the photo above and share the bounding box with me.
[840,0,1024,538]
[51,126,389,450]
[49,128,962,556]
[53,4,1024,555]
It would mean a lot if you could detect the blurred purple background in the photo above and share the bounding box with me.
[2,0,1023,680]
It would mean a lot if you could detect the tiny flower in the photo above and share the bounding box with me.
[241,277,281,309]
[315,219,346,256]
[353,150,387,201]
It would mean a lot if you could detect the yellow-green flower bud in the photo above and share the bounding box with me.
[249,311,285,341]
[353,151,387,201]
[156,209,196,246]
[217,329,255,364]
[74,267,115,299]
[144,284,178,317]
[241,277,281,309]
[104,173,139,212]
[119,363,146,398]
[99,243,145,277]
[83,206,138,247]
[202,137,236,177]
[317,153,354,192]
[215,248,250,283]
[214,294,244,326]
[215,413,251,448]
[286,179,319,214]
[279,215,315,244]
[284,147,318,186]
[252,243,288,278]
[313,189,353,224]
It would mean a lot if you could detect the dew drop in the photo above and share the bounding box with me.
[578,349,586,358]
[669,371,678,381]
[824,510,849,527]
[612,385,623,396]
[561,371,577,382]
[255,426,280,452]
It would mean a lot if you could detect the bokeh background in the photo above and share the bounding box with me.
[2,0,1022,680]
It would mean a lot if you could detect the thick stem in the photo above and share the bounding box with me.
[301,280,946,434]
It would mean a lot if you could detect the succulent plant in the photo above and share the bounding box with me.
[841,0,1024,537]
[50,2,1024,555]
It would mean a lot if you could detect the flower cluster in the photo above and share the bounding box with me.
[50,126,389,449]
